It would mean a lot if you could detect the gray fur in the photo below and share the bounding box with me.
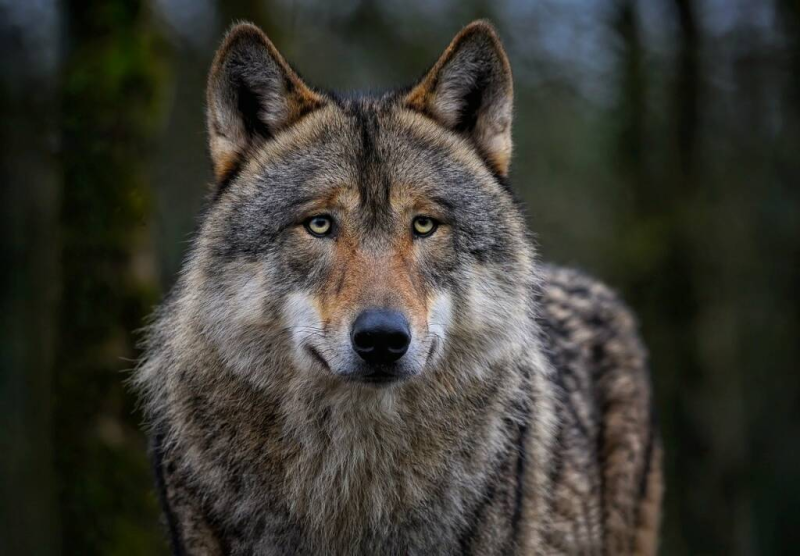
[136,20,662,556]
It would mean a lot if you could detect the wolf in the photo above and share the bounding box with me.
[136,20,662,555]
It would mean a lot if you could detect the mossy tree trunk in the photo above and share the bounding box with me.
[57,0,169,553]
[0,4,61,554]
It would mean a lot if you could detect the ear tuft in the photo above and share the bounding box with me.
[206,23,324,185]
[405,20,514,177]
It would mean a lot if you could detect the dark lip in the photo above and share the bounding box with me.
[306,347,418,386]
[307,346,332,372]
[424,337,439,365]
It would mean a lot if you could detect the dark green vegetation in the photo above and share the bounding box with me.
[2,0,798,554]
[56,1,168,554]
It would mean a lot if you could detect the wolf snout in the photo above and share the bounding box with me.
[351,309,411,364]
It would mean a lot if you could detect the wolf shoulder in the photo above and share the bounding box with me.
[531,265,660,554]
[536,264,648,380]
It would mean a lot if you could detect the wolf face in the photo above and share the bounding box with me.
[182,22,536,394]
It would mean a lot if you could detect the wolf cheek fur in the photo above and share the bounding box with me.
[136,20,662,555]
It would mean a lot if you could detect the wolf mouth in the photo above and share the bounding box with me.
[307,345,413,386]
[307,346,332,373]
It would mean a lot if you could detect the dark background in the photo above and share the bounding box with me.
[2,0,799,554]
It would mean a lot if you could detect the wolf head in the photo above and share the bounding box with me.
[181,21,538,392]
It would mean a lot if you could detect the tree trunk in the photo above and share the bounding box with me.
[56,0,169,553]
[0,3,62,553]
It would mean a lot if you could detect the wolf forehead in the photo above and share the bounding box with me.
[210,102,520,254]
[230,101,503,206]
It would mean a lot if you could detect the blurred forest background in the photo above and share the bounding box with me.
[1,0,798,554]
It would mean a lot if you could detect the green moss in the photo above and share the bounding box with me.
[56,0,170,553]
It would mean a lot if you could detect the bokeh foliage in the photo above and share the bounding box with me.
[56,0,168,554]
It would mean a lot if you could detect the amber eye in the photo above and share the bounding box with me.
[412,216,437,238]
[305,215,333,237]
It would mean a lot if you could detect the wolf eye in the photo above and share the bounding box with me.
[412,216,437,238]
[305,215,333,237]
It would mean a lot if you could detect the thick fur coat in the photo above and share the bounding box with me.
[136,21,662,555]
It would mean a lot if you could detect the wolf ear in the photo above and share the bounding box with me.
[404,21,514,177]
[206,23,324,185]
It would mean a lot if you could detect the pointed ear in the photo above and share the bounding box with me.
[206,23,324,184]
[404,21,514,177]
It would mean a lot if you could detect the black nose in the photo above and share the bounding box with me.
[351,309,411,364]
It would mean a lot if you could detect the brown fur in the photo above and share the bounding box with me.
[136,20,662,556]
